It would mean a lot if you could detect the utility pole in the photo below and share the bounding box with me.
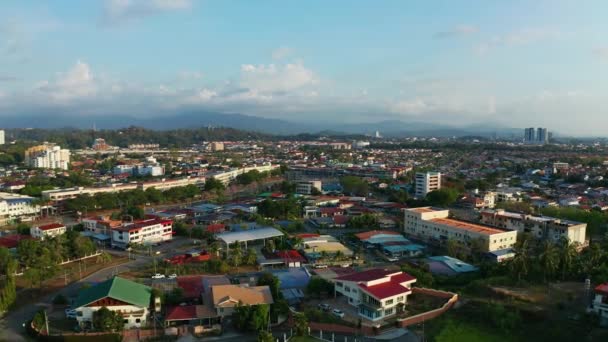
[44,310,49,335]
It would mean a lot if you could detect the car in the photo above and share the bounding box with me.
[151,273,165,279]
[313,264,328,269]
[168,273,177,279]
[332,309,345,318]
[387,257,399,262]
[65,309,77,319]
[317,304,331,311]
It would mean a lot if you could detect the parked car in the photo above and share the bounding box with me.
[317,304,331,311]
[168,274,177,279]
[313,264,328,269]
[65,309,77,319]
[151,273,165,279]
[332,309,345,318]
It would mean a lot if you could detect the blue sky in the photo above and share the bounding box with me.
[0,0,607,135]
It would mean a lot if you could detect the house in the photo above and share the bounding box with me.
[210,285,274,317]
[73,277,152,329]
[111,218,173,249]
[30,223,66,240]
[590,283,608,324]
[333,269,416,321]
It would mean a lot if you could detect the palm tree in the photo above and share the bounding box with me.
[291,236,303,249]
[510,238,531,282]
[581,243,604,276]
[209,241,221,258]
[558,237,578,280]
[538,240,559,282]
[334,250,344,261]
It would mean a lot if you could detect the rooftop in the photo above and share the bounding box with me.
[37,223,65,231]
[355,230,401,241]
[73,276,151,308]
[335,268,399,282]
[430,218,505,235]
[216,227,283,245]
[211,285,274,307]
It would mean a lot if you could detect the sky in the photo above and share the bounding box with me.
[0,0,607,135]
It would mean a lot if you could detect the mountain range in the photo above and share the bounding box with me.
[0,112,523,138]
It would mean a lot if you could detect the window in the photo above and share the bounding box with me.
[77,311,83,317]
[124,319,129,324]
[385,299,394,305]
[336,282,343,288]
[384,308,394,315]
[397,296,404,302]
[136,319,141,323]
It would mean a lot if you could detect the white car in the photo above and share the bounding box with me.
[65,309,77,319]
[151,273,165,279]
[332,309,345,318]
[168,274,177,279]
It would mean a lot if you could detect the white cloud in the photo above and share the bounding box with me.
[271,46,293,60]
[36,61,96,102]
[239,62,317,93]
[102,0,192,25]
[475,28,562,55]
[434,25,478,39]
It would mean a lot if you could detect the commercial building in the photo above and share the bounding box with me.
[479,209,587,245]
[111,218,173,249]
[0,192,40,225]
[524,127,535,143]
[30,223,66,240]
[73,277,151,329]
[415,171,441,198]
[0,129,4,145]
[536,127,549,144]
[296,180,322,195]
[24,143,71,170]
[333,268,416,321]
[404,207,517,252]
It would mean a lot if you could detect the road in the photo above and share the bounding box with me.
[0,236,194,341]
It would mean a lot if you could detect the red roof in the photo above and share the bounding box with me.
[37,223,65,231]
[332,215,349,225]
[595,283,608,296]
[295,233,319,238]
[0,234,32,249]
[206,224,225,233]
[359,282,411,300]
[177,276,204,299]
[165,305,197,321]
[276,250,306,263]
[355,230,400,240]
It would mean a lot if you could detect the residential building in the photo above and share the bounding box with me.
[479,209,587,245]
[111,218,173,249]
[0,129,4,145]
[210,284,273,317]
[333,269,416,321]
[30,223,66,240]
[73,277,152,329]
[415,171,441,198]
[295,180,322,195]
[590,283,608,322]
[24,143,71,170]
[209,142,224,152]
[0,192,40,225]
[404,207,517,252]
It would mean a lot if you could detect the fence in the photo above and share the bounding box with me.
[395,287,459,327]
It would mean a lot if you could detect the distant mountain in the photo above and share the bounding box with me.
[0,111,523,137]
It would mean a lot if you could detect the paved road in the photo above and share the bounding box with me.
[0,236,194,341]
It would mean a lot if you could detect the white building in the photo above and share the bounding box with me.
[296,180,322,195]
[24,143,71,170]
[0,192,40,225]
[404,207,518,253]
[333,269,416,321]
[73,277,151,329]
[0,129,5,145]
[111,218,173,249]
[590,283,608,323]
[415,171,441,198]
[30,223,66,240]
[479,209,587,245]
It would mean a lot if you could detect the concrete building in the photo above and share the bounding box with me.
[0,129,4,145]
[24,143,70,170]
[536,127,549,144]
[404,207,517,252]
[30,223,66,240]
[415,171,441,198]
[333,269,416,321]
[209,142,224,152]
[111,218,173,249]
[524,127,535,143]
[295,180,322,195]
[73,277,151,329]
[590,283,608,323]
[0,192,40,225]
[479,209,587,245]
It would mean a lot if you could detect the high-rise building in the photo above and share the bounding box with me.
[524,127,535,143]
[0,130,4,145]
[415,171,441,198]
[24,143,71,170]
[536,128,548,144]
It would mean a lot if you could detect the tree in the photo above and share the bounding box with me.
[558,237,578,280]
[257,331,274,342]
[257,273,281,301]
[510,238,531,282]
[230,244,243,268]
[538,240,559,282]
[245,248,257,266]
[340,176,369,196]
[293,312,309,336]
[306,277,334,298]
[92,306,124,332]
[16,223,31,235]
[31,310,47,333]
[426,188,459,207]
[204,178,225,192]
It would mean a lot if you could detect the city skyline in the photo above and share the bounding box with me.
[0,1,607,135]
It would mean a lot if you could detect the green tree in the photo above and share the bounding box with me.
[204,178,225,192]
[257,331,274,342]
[557,237,578,280]
[538,240,559,282]
[245,248,257,266]
[257,273,281,301]
[510,238,531,282]
[92,306,124,332]
[426,188,460,207]
[293,312,309,336]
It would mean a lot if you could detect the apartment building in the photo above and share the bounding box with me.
[208,164,276,185]
[415,172,441,198]
[111,218,173,249]
[404,207,517,252]
[479,209,587,245]
[0,129,4,145]
[209,142,225,152]
[30,223,66,240]
[24,143,71,170]
[333,269,416,321]
[0,192,40,225]
[295,180,322,195]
